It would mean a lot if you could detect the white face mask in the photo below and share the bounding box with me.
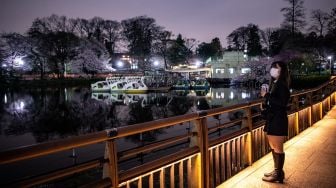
[270,68,280,79]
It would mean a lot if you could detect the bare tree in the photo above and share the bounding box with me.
[121,16,163,69]
[327,8,336,33]
[227,26,248,50]
[0,33,30,77]
[309,9,329,36]
[260,28,276,56]
[103,20,120,55]
[152,30,172,69]
[281,0,306,34]
[90,17,105,42]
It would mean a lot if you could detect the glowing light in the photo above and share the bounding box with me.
[20,101,24,109]
[14,56,25,67]
[195,60,203,67]
[154,61,159,66]
[4,94,7,104]
[327,56,332,60]
[15,101,25,111]
[2,64,7,67]
[117,61,123,68]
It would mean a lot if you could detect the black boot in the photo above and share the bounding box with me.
[262,152,285,183]
[264,149,275,177]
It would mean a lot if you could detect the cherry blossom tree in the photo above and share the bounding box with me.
[70,39,114,76]
[232,57,273,84]
[0,33,31,77]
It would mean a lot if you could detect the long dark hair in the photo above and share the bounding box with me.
[270,61,290,88]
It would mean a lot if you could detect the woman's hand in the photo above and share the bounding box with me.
[261,89,267,97]
[260,84,269,97]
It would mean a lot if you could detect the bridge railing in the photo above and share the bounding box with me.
[0,77,335,188]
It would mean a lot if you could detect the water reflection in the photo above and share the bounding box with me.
[0,87,258,150]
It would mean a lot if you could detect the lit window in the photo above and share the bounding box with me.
[215,92,225,99]
[230,92,234,99]
[216,69,225,74]
[229,68,234,74]
[242,92,250,99]
[241,68,251,74]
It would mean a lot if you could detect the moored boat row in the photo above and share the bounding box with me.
[91,76,148,93]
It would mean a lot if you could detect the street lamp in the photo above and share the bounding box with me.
[327,56,333,74]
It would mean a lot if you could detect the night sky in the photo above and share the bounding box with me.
[1,0,335,45]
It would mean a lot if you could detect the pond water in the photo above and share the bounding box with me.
[0,86,260,185]
[0,86,260,151]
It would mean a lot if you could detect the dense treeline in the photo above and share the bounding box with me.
[0,0,336,80]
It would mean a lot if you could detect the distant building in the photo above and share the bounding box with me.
[206,51,251,83]
[111,53,138,70]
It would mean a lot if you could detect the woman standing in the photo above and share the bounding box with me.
[261,61,290,183]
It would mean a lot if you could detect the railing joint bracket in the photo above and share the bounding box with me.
[106,128,118,138]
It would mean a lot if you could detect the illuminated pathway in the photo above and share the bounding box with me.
[219,105,336,188]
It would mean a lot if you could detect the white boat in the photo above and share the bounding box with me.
[91,76,148,93]
[91,80,110,92]
[123,77,148,94]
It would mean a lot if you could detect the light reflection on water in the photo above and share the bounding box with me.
[0,87,259,151]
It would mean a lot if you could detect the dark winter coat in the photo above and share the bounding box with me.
[263,80,290,136]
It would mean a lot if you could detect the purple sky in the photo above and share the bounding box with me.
[0,0,335,45]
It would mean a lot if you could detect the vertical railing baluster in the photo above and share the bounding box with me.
[149,173,154,188]
[308,107,312,127]
[187,158,191,188]
[215,147,220,186]
[241,135,246,168]
[220,144,225,181]
[320,102,323,120]
[179,161,183,188]
[209,149,214,188]
[237,138,241,171]
[226,142,231,178]
[232,139,236,175]
[170,164,175,188]
[160,168,165,188]
[138,177,142,188]
[295,112,299,135]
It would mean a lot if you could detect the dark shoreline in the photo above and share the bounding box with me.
[0,78,103,88]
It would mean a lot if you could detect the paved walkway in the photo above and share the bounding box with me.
[219,105,336,188]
